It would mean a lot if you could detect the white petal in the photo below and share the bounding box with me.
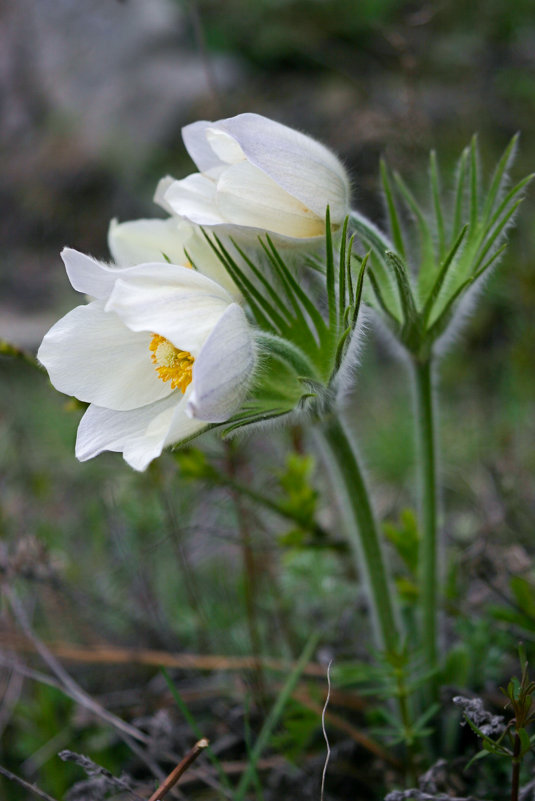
[182,120,225,171]
[38,302,171,410]
[164,172,225,226]
[104,262,233,354]
[108,218,188,267]
[216,162,325,237]
[216,113,350,223]
[62,248,125,300]
[205,127,246,164]
[76,394,206,471]
[153,175,176,215]
[187,303,254,422]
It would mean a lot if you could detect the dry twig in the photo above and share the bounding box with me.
[147,739,209,801]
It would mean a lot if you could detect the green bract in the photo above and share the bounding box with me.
[198,210,367,435]
[351,136,533,360]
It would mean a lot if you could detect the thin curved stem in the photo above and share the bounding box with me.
[412,357,439,680]
[315,416,400,654]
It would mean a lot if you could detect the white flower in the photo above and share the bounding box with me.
[160,112,350,239]
[107,212,240,298]
[38,248,255,471]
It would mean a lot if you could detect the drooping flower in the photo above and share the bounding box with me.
[38,248,255,470]
[160,112,350,240]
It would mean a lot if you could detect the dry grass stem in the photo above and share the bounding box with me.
[2,632,328,675]
[0,764,60,801]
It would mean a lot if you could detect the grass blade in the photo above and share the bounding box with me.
[234,632,321,801]
[161,668,234,795]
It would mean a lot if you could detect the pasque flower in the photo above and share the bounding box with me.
[160,112,350,239]
[38,249,255,470]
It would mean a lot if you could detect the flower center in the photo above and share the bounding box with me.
[149,334,194,393]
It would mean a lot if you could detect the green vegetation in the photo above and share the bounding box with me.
[1,0,535,798]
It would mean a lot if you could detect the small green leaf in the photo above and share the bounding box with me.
[383,508,419,574]
[518,727,531,757]
[175,447,218,481]
[465,748,491,770]
[511,576,535,619]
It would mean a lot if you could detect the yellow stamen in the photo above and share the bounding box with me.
[149,334,194,393]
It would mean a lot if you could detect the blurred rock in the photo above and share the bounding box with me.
[0,0,241,329]
[0,0,239,155]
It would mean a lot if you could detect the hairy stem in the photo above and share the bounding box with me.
[315,416,399,653]
[412,357,439,683]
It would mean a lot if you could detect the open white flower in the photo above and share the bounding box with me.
[161,112,350,239]
[38,248,255,470]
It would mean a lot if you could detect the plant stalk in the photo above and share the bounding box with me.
[315,416,399,654]
[511,731,521,801]
[412,357,439,680]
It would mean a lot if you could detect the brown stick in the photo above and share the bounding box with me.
[147,739,209,801]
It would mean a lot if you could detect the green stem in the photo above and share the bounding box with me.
[412,357,438,677]
[315,416,399,654]
[395,667,418,786]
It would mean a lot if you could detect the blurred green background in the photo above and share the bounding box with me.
[1,0,534,798]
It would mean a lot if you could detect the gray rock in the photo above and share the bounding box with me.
[0,0,240,156]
